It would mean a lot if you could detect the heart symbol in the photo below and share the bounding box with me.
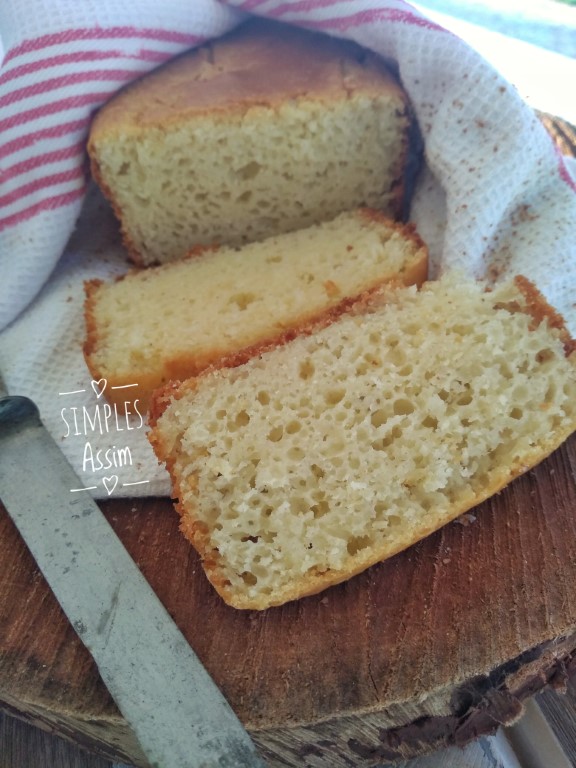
[91,379,107,399]
[103,475,118,496]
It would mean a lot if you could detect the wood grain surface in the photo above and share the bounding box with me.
[1,431,576,767]
[1,114,576,768]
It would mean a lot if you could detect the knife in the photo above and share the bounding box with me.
[0,381,267,768]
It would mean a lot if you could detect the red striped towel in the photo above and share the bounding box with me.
[0,0,244,330]
[1,0,575,497]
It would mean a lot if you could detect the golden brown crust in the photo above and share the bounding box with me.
[85,162,146,265]
[88,19,407,137]
[84,279,177,408]
[512,275,576,357]
[82,279,102,358]
[162,424,575,610]
[82,279,107,385]
[87,19,418,264]
[147,380,188,429]
[84,280,142,406]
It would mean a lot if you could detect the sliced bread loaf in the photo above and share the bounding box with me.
[148,274,576,610]
[87,18,420,266]
[83,209,427,409]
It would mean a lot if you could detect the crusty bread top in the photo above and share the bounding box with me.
[89,19,407,136]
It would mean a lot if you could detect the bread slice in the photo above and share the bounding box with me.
[148,274,576,610]
[83,209,427,409]
[87,18,420,266]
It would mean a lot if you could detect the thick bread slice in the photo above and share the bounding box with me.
[83,209,427,408]
[148,274,576,610]
[87,18,420,266]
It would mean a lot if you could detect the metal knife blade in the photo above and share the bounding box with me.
[0,391,266,768]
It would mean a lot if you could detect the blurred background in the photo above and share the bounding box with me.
[414,0,576,123]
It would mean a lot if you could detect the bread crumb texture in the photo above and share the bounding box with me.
[83,210,427,407]
[149,274,576,610]
[88,20,413,265]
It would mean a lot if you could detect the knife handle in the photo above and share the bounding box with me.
[0,394,41,431]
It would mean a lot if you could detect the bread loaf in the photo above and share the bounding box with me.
[87,19,420,266]
[83,209,427,408]
[148,274,576,610]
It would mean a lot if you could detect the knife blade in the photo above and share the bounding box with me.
[0,388,267,768]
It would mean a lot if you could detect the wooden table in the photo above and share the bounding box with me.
[1,689,576,768]
[1,114,576,768]
[2,413,576,768]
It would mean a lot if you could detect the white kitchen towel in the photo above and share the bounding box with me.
[0,0,575,499]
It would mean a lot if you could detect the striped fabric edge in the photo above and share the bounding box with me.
[0,25,207,232]
[0,187,86,230]
[0,69,152,110]
[2,26,204,64]
[554,145,576,193]
[227,0,446,32]
[0,119,87,162]
[0,49,171,88]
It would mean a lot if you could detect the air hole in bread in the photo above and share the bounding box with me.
[148,274,576,609]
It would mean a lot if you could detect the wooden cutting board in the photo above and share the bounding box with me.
[1,115,576,767]
[1,432,576,767]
